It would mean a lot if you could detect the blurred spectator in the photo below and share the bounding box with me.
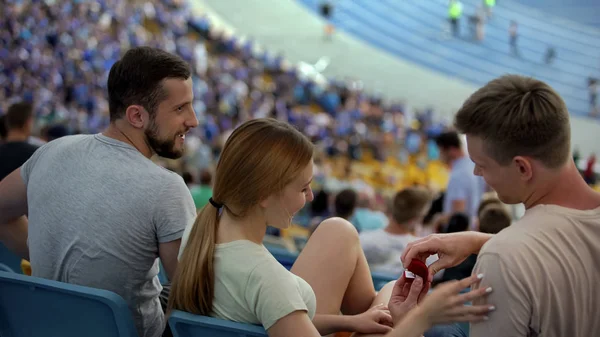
[181,171,195,187]
[478,204,511,234]
[509,21,519,57]
[444,212,470,233]
[0,102,38,181]
[334,188,358,221]
[544,46,556,65]
[350,192,388,232]
[190,169,213,210]
[483,0,495,18]
[573,147,581,167]
[438,213,476,284]
[448,0,463,37]
[310,188,331,227]
[319,1,335,40]
[434,131,485,229]
[360,187,436,275]
[584,154,597,185]
[589,77,598,116]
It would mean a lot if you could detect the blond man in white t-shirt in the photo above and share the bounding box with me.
[402,74,600,337]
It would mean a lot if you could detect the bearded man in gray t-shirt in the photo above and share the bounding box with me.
[0,47,198,337]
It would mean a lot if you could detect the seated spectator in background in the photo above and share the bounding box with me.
[419,191,444,237]
[0,102,39,262]
[0,102,39,181]
[182,171,195,188]
[436,202,510,285]
[584,153,596,185]
[169,118,491,337]
[335,188,358,222]
[43,124,70,142]
[360,187,436,276]
[190,169,213,210]
[434,131,485,230]
[351,191,389,232]
[477,205,511,234]
[438,213,476,285]
[0,47,198,337]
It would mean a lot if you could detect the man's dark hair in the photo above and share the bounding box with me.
[446,213,470,233]
[107,47,191,121]
[5,102,33,130]
[0,115,6,140]
[479,205,511,234]
[199,169,213,186]
[182,171,194,185]
[435,131,462,150]
[335,189,358,220]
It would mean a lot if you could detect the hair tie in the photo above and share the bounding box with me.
[209,197,224,209]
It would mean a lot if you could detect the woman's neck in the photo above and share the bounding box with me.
[217,209,267,245]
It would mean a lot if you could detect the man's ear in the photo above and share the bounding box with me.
[124,105,147,129]
[513,156,533,182]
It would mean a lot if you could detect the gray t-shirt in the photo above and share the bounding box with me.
[21,134,196,337]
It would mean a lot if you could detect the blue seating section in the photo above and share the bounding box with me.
[0,243,22,274]
[169,310,267,337]
[298,0,600,117]
[509,0,600,29]
[0,271,138,337]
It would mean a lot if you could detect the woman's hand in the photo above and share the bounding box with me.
[350,303,394,334]
[416,273,494,326]
[388,275,430,325]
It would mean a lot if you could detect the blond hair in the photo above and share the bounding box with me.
[167,118,314,315]
[455,74,571,168]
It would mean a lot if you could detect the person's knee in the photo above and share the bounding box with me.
[313,217,359,242]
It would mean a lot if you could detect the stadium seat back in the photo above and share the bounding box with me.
[0,243,22,274]
[169,310,267,337]
[0,271,138,337]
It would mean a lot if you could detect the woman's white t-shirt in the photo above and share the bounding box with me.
[209,240,317,330]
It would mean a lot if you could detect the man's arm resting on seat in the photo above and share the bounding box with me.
[159,239,182,281]
[0,168,29,259]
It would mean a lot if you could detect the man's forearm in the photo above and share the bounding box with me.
[0,216,29,260]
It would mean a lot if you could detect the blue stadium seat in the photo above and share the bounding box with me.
[371,271,398,290]
[265,245,298,270]
[158,259,169,285]
[169,310,267,337]
[0,263,14,273]
[0,243,22,274]
[0,271,138,337]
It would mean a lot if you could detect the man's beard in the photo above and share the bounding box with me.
[145,120,184,159]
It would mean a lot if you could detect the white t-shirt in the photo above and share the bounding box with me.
[210,240,316,330]
[360,230,437,275]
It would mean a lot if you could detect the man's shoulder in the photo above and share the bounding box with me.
[480,223,530,256]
